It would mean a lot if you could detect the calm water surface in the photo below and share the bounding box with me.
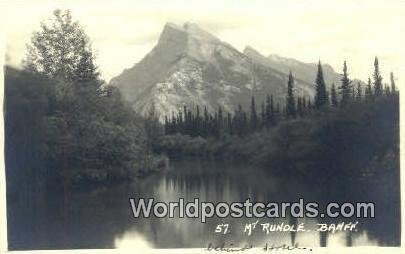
[8,159,400,250]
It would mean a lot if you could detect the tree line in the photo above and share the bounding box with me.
[164,58,398,138]
[5,9,166,188]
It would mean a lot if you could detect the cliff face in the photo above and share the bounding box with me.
[110,22,343,120]
[244,46,341,89]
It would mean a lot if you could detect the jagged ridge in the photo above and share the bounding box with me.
[110,22,349,121]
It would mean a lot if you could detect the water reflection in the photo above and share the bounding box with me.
[7,159,399,250]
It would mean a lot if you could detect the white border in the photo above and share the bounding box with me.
[1,16,8,251]
[3,247,405,254]
[0,1,404,254]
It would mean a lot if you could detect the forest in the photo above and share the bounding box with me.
[4,10,167,194]
[5,9,399,199]
[3,7,401,250]
[155,58,400,243]
[158,59,398,168]
[162,62,396,140]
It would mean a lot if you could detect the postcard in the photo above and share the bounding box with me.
[1,1,403,253]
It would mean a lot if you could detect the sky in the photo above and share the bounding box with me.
[1,0,404,86]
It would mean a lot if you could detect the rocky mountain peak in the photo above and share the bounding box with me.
[158,22,219,46]
[182,22,220,42]
[157,22,188,46]
[243,46,263,57]
[110,22,353,121]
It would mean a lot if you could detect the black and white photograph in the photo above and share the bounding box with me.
[0,0,403,253]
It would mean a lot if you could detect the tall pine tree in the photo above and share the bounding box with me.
[339,61,352,106]
[384,84,391,95]
[260,102,266,127]
[373,57,383,96]
[365,77,373,100]
[297,97,304,117]
[265,94,272,127]
[286,71,296,117]
[356,82,362,101]
[331,83,338,107]
[250,96,258,131]
[315,61,328,109]
[390,72,396,93]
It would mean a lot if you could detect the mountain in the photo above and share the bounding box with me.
[109,22,343,120]
[244,46,366,91]
[244,46,341,87]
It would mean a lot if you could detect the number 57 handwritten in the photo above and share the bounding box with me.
[215,223,230,234]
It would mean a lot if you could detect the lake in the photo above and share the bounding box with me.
[7,159,400,250]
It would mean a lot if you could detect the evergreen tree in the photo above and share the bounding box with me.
[164,116,169,134]
[286,71,296,117]
[297,97,304,117]
[384,84,391,95]
[390,72,396,93]
[213,112,219,137]
[242,111,248,136]
[187,110,192,133]
[265,94,276,127]
[275,102,281,122]
[227,112,233,135]
[195,105,201,136]
[250,96,258,131]
[265,94,271,127]
[306,97,312,114]
[183,106,188,133]
[339,61,352,106]
[171,112,177,133]
[331,83,338,107]
[356,82,362,101]
[352,86,356,100]
[203,106,209,137]
[373,57,383,96]
[217,106,223,137]
[260,102,266,128]
[235,104,245,136]
[315,61,328,108]
[365,77,373,100]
